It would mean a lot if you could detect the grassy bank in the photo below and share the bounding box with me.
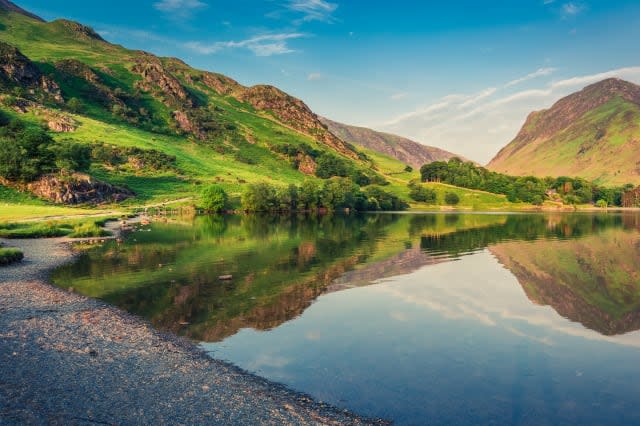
[0,217,113,239]
[0,248,24,265]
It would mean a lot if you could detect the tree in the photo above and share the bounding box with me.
[0,122,55,182]
[241,182,277,212]
[299,180,320,210]
[66,98,84,114]
[444,192,460,205]
[409,184,437,203]
[201,184,228,212]
[49,140,91,173]
[315,153,349,179]
[321,177,358,210]
[596,199,608,208]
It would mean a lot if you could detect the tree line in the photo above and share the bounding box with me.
[201,178,408,213]
[420,158,634,206]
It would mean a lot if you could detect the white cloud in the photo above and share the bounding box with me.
[505,67,557,88]
[307,72,323,81]
[562,2,584,16]
[285,0,338,22]
[153,0,207,13]
[390,92,408,101]
[375,66,640,164]
[185,33,305,56]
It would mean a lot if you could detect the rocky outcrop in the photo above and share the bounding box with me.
[0,42,63,102]
[27,173,134,205]
[132,56,194,108]
[172,110,205,139]
[47,115,76,132]
[297,154,317,175]
[201,72,241,96]
[236,85,359,159]
[51,19,105,42]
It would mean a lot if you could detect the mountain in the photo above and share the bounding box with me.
[0,1,389,204]
[490,226,640,336]
[320,117,462,169]
[488,78,640,185]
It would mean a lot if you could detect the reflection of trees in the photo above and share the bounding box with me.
[52,212,639,341]
[419,214,625,257]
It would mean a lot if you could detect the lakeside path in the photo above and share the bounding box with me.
[0,236,384,425]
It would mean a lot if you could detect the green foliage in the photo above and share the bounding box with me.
[315,153,349,179]
[49,139,92,173]
[241,180,407,212]
[66,97,84,114]
[404,165,413,172]
[0,119,55,182]
[421,159,628,206]
[0,218,110,238]
[0,247,23,265]
[363,186,409,211]
[200,184,228,212]
[596,199,608,208]
[91,143,177,171]
[444,192,460,205]
[408,183,437,203]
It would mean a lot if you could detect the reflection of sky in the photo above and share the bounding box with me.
[374,250,640,348]
[203,249,640,425]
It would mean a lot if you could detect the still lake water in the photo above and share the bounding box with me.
[52,212,640,425]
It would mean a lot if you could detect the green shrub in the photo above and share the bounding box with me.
[409,184,437,203]
[201,184,229,212]
[596,199,608,208]
[0,248,24,266]
[444,192,460,205]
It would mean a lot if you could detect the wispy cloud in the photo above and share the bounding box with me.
[185,33,306,56]
[561,2,585,17]
[307,72,323,81]
[285,0,338,23]
[390,92,408,101]
[505,67,557,87]
[376,65,640,163]
[153,0,207,19]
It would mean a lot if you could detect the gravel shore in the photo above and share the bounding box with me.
[0,236,386,425]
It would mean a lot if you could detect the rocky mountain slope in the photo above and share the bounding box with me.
[0,1,396,204]
[320,117,462,169]
[488,78,640,185]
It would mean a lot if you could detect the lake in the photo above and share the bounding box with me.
[52,212,640,425]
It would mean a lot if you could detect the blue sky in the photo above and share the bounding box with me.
[17,0,640,163]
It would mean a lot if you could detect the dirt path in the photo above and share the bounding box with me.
[0,237,384,425]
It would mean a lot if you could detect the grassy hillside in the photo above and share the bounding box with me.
[0,3,538,214]
[488,79,640,185]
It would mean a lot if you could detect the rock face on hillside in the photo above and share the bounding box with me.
[321,117,463,169]
[236,85,359,159]
[27,173,134,205]
[52,20,106,42]
[132,55,195,108]
[0,42,63,102]
[488,78,640,185]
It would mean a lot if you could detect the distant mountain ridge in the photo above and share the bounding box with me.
[488,78,640,185]
[0,0,43,22]
[320,117,463,169]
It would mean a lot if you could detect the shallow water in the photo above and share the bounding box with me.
[53,212,640,425]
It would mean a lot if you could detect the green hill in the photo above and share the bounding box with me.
[488,78,640,185]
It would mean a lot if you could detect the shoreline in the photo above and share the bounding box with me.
[0,234,386,425]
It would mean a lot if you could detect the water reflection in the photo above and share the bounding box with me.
[52,212,640,341]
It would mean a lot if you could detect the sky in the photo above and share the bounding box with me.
[16,0,640,164]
